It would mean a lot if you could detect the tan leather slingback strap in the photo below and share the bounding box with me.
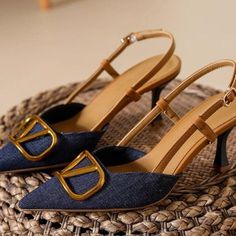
[118,59,236,147]
[131,30,175,92]
[64,42,126,104]
[65,29,175,104]
[165,60,236,102]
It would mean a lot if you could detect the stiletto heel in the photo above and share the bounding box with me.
[213,128,234,173]
[151,84,166,123]
[151,85,166,108]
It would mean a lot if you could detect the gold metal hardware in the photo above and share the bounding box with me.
[55,150,105,201]
[223,87,236,107]
[8,115,58,162]
[120,33,137,44]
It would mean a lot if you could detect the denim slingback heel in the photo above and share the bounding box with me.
[19,59,236,211]
[0,29,181,173]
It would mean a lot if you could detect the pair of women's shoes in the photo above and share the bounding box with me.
[1,29,235,212]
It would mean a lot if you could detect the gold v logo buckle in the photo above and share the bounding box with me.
[55,150,105,201]
[9,115,58,162]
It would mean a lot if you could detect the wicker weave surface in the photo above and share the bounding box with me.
[0,79,236,236]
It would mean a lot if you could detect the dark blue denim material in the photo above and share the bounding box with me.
[0,103,106,172]
[95,146,145,166]
[19,146,179,210]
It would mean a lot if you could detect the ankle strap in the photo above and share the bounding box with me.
[118,59,236,146]
[65,29,175,104]
[166,60,236,103]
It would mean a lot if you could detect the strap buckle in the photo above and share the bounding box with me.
[223,87,236,107]
[120,33,138,44]
[9,115,58,162]
[55,150,105,201]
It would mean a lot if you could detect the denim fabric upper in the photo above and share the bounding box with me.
[19,146,179,210]
[0,103,106,172]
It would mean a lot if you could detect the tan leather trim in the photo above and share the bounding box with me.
[157,97,180,123]
[193,116,216,143]
[126,88,141,102]
[101,59,119,78]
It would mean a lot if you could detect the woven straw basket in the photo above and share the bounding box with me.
[0,79,235,236]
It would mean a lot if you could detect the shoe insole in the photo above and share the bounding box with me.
[108,93,236,175]
[52,55,181,133]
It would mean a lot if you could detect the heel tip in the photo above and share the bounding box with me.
[214,165,230,173]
